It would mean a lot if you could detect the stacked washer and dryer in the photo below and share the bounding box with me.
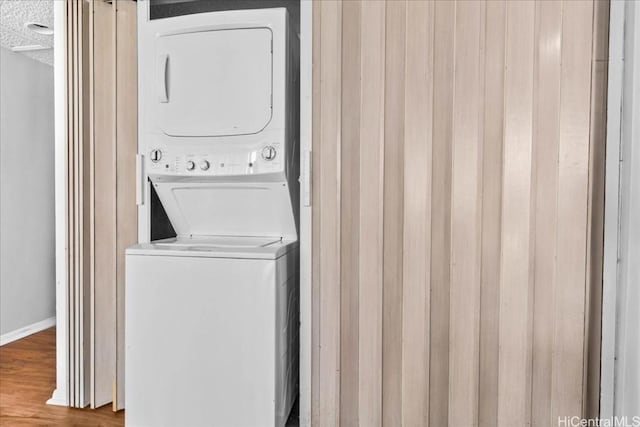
[126,4,299,427]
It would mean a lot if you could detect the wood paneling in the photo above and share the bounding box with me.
[64,0,91,407]
[91,0,117,408]
[497,2,536,425]
[552,0,595,420]
[585,0,609,415]
[449,2,483,425]
[401,2,431,425]
[381,2,406,425]
[531,2,563,426]
[114,0,138,411]
[478,2,506,426]
[429,2,454,424]
[311,1,608,426]
[315,1,342,425]
[65,0,137,410]
[339,2,361,424]
[357,2,385,425]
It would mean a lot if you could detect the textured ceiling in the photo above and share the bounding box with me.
[0,0,54,66]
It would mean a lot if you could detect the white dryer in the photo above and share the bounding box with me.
[126,5,299,427]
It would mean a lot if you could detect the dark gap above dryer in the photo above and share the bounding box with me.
[150,0,301,35]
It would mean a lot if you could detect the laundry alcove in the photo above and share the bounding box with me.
[55,0,609,426]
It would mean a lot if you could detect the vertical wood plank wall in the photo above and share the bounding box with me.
[311,1,608,426]
[65,0,137,410]
[91,0,137,410]
[91,0,117,408]
[585,0,609,419]
[64,0,91,407]
[114,0,138,410]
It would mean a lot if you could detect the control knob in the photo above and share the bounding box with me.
[261,145,277,161]
[150,149,162,163]
[199,160,210,171]
[186,160,196,171]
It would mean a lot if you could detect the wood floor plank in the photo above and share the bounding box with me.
[0,328,124,426]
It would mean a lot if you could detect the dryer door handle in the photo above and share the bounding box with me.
[158,54,169,103]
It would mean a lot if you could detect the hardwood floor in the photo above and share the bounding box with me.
[0,327,300,426]
[0,327,124,426]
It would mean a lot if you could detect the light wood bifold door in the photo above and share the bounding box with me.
[311,1,608,426]
[63,0,136,410]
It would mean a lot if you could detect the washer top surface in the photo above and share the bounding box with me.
[126,236,298,260]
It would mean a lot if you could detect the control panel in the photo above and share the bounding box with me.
[146,142,284,177]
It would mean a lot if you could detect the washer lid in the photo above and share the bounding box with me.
[154,235,282,249]
[126,237,298,260]
[150,176,297,240]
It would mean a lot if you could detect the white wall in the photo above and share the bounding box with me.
[0,47,55,338]
[602,0,640,419]
[614,0,640,417]
[49,0,68,405]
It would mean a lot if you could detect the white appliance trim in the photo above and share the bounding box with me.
[299,1,312,426]
[50,0,69,407]
[601,0,640,419]
[600,0,624,417]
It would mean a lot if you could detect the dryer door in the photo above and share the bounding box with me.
[156,27,273,137]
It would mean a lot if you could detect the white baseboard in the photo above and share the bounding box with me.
[0,317,56,346]
[47,388,68,407]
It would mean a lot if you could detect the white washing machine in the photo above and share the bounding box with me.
[126,5,299,427]
[126,237,299,427]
